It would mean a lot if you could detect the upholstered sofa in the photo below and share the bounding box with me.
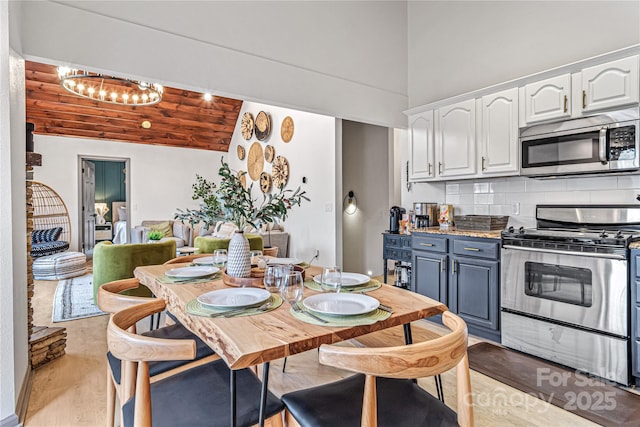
[194,234,263,254]
[131,220,191,249]
[194,221,287,256]
[92,240,176,303]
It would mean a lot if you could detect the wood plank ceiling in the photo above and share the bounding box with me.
[25,61,243,152]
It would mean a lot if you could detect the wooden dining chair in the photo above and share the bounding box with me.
[163,254,211,265]
[107,298,284,427]
[97,278,219,427]
[281,311,473,427]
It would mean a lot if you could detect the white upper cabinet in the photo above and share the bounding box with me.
[408,110,435,180]
[436,99,476,178]
[480,88,519,176]
[523,74,571,124]
[579,56,639,113]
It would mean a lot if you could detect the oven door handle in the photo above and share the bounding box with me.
[501,244,626,260]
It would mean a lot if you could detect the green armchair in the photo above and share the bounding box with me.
[194,234,263,254]
[92,240,176,303]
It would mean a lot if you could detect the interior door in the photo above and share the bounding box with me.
[82,160,96,255]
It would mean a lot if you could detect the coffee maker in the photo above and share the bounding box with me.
[389,206,406,234]
[413,202,438,228]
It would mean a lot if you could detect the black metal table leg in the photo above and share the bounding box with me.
[259,362,270,427]
[230,369,236,427]
[403,323,413,345]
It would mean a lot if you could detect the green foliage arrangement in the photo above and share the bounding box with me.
[147,230,164,241]
[175,158,309,231]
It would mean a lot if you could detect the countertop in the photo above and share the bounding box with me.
[409,226,502,239]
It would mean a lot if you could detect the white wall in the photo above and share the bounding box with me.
[19,0,408,128]
[444,174,640,229]
[408,1,640,108]
[0,2,28,423]
[342,120,390,276]
[33,136,224,251]
[227,101,338,266]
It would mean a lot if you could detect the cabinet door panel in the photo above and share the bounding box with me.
[450,257,499,331]
[582,56,639,112]
[412,252,447,303]
[481,88,519,175]
[436,100,476,177]
[408,111,435,180]
[524,74,571,124]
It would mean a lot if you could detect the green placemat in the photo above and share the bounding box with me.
[289,306,391,326]
[303,278,382,293]
[157,273,220,284]
[185,293,282,317]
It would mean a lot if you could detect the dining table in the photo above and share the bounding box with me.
[134,263,448,426]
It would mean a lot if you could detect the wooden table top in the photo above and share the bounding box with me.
[134,264,447,370]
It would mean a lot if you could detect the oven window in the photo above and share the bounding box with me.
[524,261,592,307]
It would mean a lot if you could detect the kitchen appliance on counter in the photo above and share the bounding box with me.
[389,206,406,234]
[501,204,640,385]
[413,202,438,228]
[520,108,639,178]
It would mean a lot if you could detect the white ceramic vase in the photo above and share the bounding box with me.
[227,230,251,277]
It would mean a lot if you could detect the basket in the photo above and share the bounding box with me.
[454,215,509,231]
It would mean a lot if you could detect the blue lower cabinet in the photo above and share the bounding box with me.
[412,233,500,342]
[630,251,640,385]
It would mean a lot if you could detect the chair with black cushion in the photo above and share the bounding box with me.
[281,311,473,427]
[107,298,284,427]
[97,278,220,427]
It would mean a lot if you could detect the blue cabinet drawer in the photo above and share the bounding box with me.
[384,234,402,248]
[452,239,499,260]
[412,235,447,253]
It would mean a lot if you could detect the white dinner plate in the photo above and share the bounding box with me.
[303,293,379,316]
[267,258,302,265]
[312,272,370,287]
[197,288,271,309]
[193,256,214,265]
[165,266,219,279]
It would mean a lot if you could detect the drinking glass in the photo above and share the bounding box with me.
[212,249,227,268]
[250,250,265,268]
[280,271,304,305]
[263,265,283,292]
[321,266,342,293]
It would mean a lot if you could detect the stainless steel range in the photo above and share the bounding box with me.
[501,204,640,385]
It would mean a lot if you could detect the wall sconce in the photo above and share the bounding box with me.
[95,202,109,225]
[343,190,358,215]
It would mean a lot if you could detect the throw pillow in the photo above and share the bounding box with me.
[118,206,127,221]
[213,222,237,239]
[150,221,173,238]
[32,227,63,244]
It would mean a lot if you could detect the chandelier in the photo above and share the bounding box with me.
[56,67,163,106]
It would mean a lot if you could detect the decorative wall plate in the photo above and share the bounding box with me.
[264,145,275,163]
[237,170,247,189]
[237,145,246,160]
[281,116,294,142]
[272,156,290,189]
[247,142,264,181]
[254,111,271,141]
[260,172,272,193]
[241,112,254,140]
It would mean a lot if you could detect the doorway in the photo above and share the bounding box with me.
[78,156,130,257]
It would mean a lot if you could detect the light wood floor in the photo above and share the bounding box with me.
[25,275,598,427]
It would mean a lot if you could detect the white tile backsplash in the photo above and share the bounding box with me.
[443,173,640,227]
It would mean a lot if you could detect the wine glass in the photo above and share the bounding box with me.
[212,249,227,268]
[263,265,283,292]
[280,271,304,305]
[251,250,265,268]
[321,266,342,293]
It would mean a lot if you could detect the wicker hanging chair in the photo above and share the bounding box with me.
[31,181,72,244]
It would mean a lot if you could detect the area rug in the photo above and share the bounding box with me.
[467,342,640,426]
[52,274,107,322]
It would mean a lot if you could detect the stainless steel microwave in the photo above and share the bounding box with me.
[520,108,639,177]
